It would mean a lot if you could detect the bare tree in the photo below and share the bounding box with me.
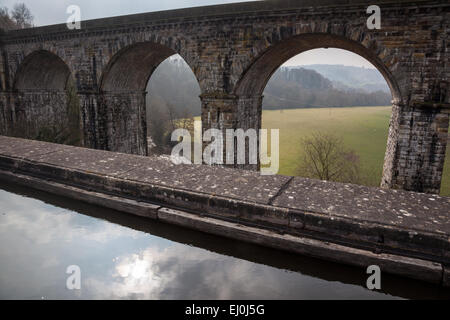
[0,7,16,30]
[297,132,362,184]
[11,3,33,29]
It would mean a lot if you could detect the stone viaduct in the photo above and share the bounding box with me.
[0,0,448,194]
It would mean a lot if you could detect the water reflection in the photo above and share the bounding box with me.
[0,183,448,300]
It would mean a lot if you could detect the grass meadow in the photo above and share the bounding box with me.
[261,106,450,196]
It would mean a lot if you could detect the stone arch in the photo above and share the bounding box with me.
[11,50,82,145]
[98,42,201,155]
[14,50,72,91]
[100,42,200,93]
[233,33,401,104]
[228,33,403,185]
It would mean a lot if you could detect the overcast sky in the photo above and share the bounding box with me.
[1,0,376,68]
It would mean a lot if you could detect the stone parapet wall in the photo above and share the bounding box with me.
[0,135,448,286]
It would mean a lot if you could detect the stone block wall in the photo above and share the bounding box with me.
[99,92,148,156]
[382,104,450,194]
[0,0,448,193]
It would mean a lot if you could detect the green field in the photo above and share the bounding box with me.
[262,106,450,196]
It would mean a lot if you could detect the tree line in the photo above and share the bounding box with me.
[263,67,392,109]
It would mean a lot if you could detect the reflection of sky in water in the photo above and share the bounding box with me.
[0,188,399,300]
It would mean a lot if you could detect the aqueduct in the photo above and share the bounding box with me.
[0,0,449,194]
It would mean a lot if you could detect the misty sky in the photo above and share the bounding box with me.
[1,0,376,68]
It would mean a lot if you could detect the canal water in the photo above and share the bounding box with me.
[0,183,449,300]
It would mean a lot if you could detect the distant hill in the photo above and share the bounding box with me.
[299,64,391,93]
[263,67,392,109]
[269,67,333,90]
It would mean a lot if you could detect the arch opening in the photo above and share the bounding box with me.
[234,34,402,189]
[14,50,71,91]
[101,43,178,93]
[12,50,82,146]
[99,42,201,156]
[234,33,401,104]
[146,55,201,155]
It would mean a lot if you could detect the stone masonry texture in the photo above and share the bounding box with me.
[0,0,448,194]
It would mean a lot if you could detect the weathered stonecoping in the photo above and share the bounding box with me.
[0,136,449,286]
